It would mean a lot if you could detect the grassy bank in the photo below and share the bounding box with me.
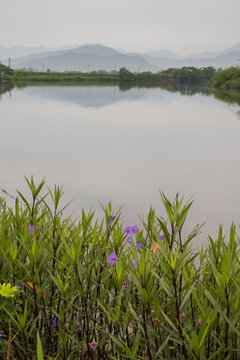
[0,177,240,359]
[6,66,217,87]
[12,70,174,87]
[13,71,119,84]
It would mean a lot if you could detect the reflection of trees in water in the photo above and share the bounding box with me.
[211,89,240,107]
[0,84,14,98]
[118,82,211,95]
[118,83,240,108]
[175,85,210,96]
[2,82,239,110]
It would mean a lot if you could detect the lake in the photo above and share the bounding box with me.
[1,84,240,244]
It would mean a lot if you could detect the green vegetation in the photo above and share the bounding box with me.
[0,63,14,76]
[9,66,216,87]
[13,70,119,84]
[209,67,240,106]
[0,64,14,83]
[0,177,240,359]
[162,66,216,85]
[209,67,240,91]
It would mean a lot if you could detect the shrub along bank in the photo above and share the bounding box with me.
[0,177,239,359]
[209,67,240,91]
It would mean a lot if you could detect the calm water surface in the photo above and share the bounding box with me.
[1,85,240,244]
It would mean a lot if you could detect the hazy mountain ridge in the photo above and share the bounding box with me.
[1,43,240,72]
[18,51,153,72]
[0,45,77,60]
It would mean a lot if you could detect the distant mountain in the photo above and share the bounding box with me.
[2,42,240,72]
[186,43,240,59]
[149,50,240,69]
[0,45,76,61]
[145,49,181,59]
[17,51,153,72]
[71,44,121,56]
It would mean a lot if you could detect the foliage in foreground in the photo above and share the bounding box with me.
[0,177,239,359]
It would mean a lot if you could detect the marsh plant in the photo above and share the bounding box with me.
[0,177,239,359]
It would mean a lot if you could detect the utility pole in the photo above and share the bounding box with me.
[8,58,11,68]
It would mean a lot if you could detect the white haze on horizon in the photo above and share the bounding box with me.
[0,0,240,56]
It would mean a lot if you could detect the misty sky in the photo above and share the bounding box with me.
[1,0,240,54]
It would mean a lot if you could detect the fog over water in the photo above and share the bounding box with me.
[1,85,240,245]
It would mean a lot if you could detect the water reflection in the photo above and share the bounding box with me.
[1,82,238,109]
[211,88,240,107]
[0,83,14,98]
[0,83,217,109]
[0,83,240,245]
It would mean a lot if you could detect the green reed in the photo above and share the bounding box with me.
[0,177,239,359]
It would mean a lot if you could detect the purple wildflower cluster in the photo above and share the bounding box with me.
[28,225,35,233]
[107,225,142,269]
[1,203,4,209]
[28,224,40,233]
[125,225,138,246]
[160,234,165,241]
[108,251,117,265]
[135,243,142,250]
[124,226,138,234]
[124,225,143,268]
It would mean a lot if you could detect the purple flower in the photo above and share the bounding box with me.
[0,333,3,337]
[160,235,165,241]
[37,223,40,229]
[123,281,128,291]
[136,243,142,250]
[126,236,131,245]
[28,225,35,233]
[125,225,138,234]
[1,203,4,209]
[224,245,228,254]
[52,317,60,328]
[108,251,117,265]
[16,282,24,289]
[89,342,98,352]
[133,253,141,269]
[131,226,138,234]
[195,279,199,286]
[124,226,132,234]
[110,215,115,225]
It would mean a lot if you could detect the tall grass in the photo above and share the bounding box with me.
[0,177,239,359]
